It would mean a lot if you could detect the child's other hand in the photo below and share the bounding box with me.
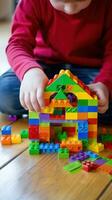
[19,68,49,112]
[88,82,109,114]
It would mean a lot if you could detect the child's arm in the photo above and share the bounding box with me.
[6,0,48,111]
[6,0,42,80]
[88,0,112,114]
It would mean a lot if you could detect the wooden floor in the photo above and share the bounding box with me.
[0,114,112,200]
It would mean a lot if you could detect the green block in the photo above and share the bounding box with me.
[29,111,39,119]
[70,167,82,174]
[58,148,69,159]
[66,107,77,113]
[64,161,82,172]
[29,147,40,155]
[101,134,112,142]
[39,122,50,127]
[106,160,112,166]
[29,141,40,155]
[57,131,67,142]
[88,138,97,145]
[78,100,88,106]
[45,74,76,92]
[88,99,98,106]
[72,85,85,93]
[20,129,29,138]
[54,108,63,115]
[54,89,67,100]
[82,139,89,149]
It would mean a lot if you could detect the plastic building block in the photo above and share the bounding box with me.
[104,142,112,150]
[28,69,101,162]
[29,126,39,140]
[8,115,18,122]
[58,148,69,159]
[101,134,112,143]
[39,143,60,154]
[29,141,40,155]
[85,151,99,159]
[20,129,29,138]
[29,111,39,119]
[57,131,67,142]
[1,125,11,135]
[1,135,12,145]
[88,143,104,153]
[82,160,98,172]
[29,119,39,125]
[108,154,112,159]
[64,161,82,172]
[106,159,112,166]
[69,151,89,162]
[97,164,112,174]
[94,158,107,166]
[60,140,82,153]
[11,134,22,144]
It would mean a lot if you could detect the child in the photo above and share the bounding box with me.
[0,0,112,123]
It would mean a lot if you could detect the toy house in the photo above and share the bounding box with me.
[29,70,104,155]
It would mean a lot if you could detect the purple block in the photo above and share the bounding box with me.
[69,152,89,162]
[39,113,49,120]
[8,115,18,122]
[94,158,107,166]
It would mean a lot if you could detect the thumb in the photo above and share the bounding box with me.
[37,87,45,108]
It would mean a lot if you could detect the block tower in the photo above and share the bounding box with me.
[28,69,104,155]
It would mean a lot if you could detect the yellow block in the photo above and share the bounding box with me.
[11,134,22,144]
[41,107,54,114]
[88,112,97,118]
[66,112,78,120]
[88,143,104,153]
[76,92,93,100]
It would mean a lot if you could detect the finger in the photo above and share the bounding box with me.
[30,90,41,112]
[98,104,109,114]
[19,91,28,110]
[24,92,35,111]
[37,87,45,109]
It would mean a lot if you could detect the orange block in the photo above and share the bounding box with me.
[39,127,50,133]
[97,164,112,174]
[1,135,12,145]
[78,113,88,120]
[88,131,97,138]
[39,132,50,142]
[60,140,82,153]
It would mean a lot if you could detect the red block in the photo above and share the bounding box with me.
[82,161,98,172]
[29,126,39,139]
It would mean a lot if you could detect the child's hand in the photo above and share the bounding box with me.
[88,82,109,114]
[19,68,49,112]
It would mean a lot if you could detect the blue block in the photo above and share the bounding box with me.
[78,132,88,140]
[78,121,88,133]
[29,119,39,125]
[78,106,88,112]
[1,125,11,135]
[88,106,98,112]
[85,151,99,159]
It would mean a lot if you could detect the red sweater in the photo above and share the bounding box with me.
[6,0,112,92]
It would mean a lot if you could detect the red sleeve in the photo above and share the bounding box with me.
[94,0,112,93]
[6,0,42,80]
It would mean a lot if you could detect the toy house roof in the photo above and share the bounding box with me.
[45,69,96,100]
